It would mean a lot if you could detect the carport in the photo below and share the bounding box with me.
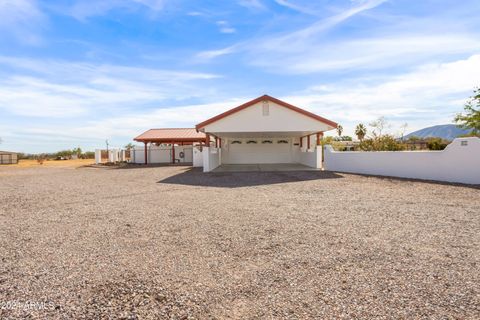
[196,95,337,172]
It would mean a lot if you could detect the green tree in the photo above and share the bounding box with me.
[336,125,343,137]
[354,124,367,141]
[454,88,480,135]
[72,147,82,157]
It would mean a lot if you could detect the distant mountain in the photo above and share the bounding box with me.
[405,124,471,141]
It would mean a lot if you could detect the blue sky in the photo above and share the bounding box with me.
[0,0,479,153]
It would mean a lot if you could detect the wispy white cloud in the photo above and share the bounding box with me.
[251,34,480,73]
[273,0,320,16]
[0,0,47,44]
[68,0,167,20]
[237,0,266,11]
[216,20,236,34]
[283,54,480,135]
[196,45,239,60]
[271,0,386,43]
[0,57,220,118]
[132,0,166,11]
[197,0,387,61]
[0,99,246,152]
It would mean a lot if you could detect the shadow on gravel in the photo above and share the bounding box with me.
[115,163,193,170]
[158,168,343,188]
[334,171,480,190]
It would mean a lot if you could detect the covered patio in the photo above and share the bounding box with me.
[134,128,207,164]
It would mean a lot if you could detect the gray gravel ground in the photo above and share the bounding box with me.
[0,165,479,319]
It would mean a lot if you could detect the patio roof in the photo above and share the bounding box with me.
[134,128,207,144]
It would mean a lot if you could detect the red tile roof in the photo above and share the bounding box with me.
[196,94,338,130]
[134,128,206,142]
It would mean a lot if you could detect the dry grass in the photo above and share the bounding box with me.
[0,165,479,319]
[9,159,95,168]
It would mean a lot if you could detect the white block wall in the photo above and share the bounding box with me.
[297,147,322,169]
[324,137,480,185]
[203,147,221,172]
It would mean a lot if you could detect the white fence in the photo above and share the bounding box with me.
[95,149,126,164]
[193,146,203,167]
[130,145,193,164]
[324,137,480,185]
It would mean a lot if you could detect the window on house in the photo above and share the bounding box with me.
[277,140,288,144]
[231,140,242,144]
[246,140,257,144]
[262,140,273,144]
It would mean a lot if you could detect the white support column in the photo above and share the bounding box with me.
[95,149,102,164]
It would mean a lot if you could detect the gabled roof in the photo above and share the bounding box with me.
[134,128,206,142]
[196,94,338,130]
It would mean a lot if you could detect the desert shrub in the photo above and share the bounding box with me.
[359,134,405,151]
[82,151,95,159]
[425,137,449,150]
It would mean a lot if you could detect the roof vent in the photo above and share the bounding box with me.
[262,101,269,116]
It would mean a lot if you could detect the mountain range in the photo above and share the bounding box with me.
[405,124,471,141]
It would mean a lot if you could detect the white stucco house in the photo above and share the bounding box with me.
[132,95,337,172]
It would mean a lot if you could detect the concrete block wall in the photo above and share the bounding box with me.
[324,137,480,184]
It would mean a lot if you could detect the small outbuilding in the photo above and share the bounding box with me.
[0,151,19,164]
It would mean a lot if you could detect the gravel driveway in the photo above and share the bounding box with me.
[1,165,479,319]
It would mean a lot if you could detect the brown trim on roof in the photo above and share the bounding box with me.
[133,128,206,143]
[195,94,338,130]
[134,138,207,143]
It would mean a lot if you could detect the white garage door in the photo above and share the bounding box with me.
[224,140,292,164]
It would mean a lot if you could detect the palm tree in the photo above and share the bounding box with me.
[124,143,135,150]
[336,125,343,137]
[355,124,367,141]
[72,147,82,157]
